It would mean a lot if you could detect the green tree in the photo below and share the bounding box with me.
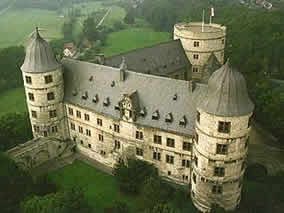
[83,16,97,42]
[144,203,175,213]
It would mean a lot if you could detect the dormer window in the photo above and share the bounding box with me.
[140,108,146,117]
[82,92,88,100]
[92,94,98,103]
[179,116,187,126]
[103,97,110,106]
[165,113,173,123]
[152,110,159,120]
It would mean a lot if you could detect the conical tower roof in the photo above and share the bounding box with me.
[21,28,61,73]
[198,60,254,116]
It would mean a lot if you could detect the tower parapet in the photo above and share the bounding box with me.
[174,22,226,80]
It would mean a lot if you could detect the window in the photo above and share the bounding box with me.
[51,126,58,133]
[80,140,83,145]
[195,133,199,144]
[45,75,53,84]
[194,156,198,167]
[154,135,162,145]
[166,138,175,148]
[84,113,90,121]
[168,171,171,176]
[193,41,200,47]
[192,67,199,73]
[88,144,92,148]
[43,131,48,137]
[70,123,75,130]
[97,118,103,126]
[214,167,225,177]
[76,110,81,118]
[136,148,143,156]
[182,175,189,181]
[182,159,190,168]
[33,125,40,133]
[31,110,37,118]
[68,107,73,116]
[153,152,161,161]
[183,142,191,151]
[49,110,57,118]
[166,155,174,164]
[212,185,223,194]
[136,131,143,140]
[115,140,120,150]
[25,76,32,84]
[218,121,231,133]
[47,92,55,101]
[28,93,35,101]
[221,39,225,44]
[193,54,199,60]
[216,144,228,155]
[114,124,120,133]
[192,173,196,184]
[86,129,91,137]
[196,111,200,123]
[79,126,83,133]
[99,134,104,142]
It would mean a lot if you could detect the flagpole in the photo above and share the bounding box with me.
[202,9,205,32]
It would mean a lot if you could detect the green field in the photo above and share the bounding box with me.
[102,28,171,56]
[0,8,64,48]
[0,87,27,117]
[50,160,145,213]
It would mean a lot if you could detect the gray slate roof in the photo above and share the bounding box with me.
[62,58,196,135]
[201,53,221,83]
[21,30,61,73]
[198,60,254,116]
[104,40,191,77]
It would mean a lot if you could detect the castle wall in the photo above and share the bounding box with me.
[65,103,193,184]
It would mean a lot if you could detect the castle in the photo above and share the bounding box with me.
[7,22,254,212]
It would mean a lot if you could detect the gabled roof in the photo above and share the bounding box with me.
[62,58,196,135]
[104,40,191,77]
[21,28,61,73]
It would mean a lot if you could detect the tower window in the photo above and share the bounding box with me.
[88,144,92,149]
[196,111,200,123]
[218,121,231,133]
[31,110,37,118]
[136,148,143,156]
[192,67,199,73]
[166,138,175,148]
[214,167,225,177]
[49,110,57,118]
[212,185,222,194]
[45,75,53,84]
[183,142,191,151]
[216,144,228,155]
[192,173,196,184]
[25,76,32,84]
[193,54,199,60]
[166,154,174,164]
[153,135,162,145]
[193,41,200,47]
[153,152,161,161]
[136,131,143,140]
[47,92,55,101]
[28,93,35,101]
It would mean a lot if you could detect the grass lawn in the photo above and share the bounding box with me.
[0,8,64,49]
[49,160,145,213]
[102,28,171,56]
[0,87,27,117]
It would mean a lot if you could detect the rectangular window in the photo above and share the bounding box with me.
[166,154,174,164]
[49,110,57,118]
[79,126,83,133]
[153,135,162,145]
[136,148,143,156]
[76,110,81,118]
[196,111,200,123]
[99,134,104,142]
[192,67,199,73]
[212,185,223,194]
[182,159,190,168]
[218,121,231,133]
[51,126,58,133]
[45,75,53,84]
[25,76,32,84]
[86,129,91,137]
[68,107,73,116]
[31,110,37,118]
[193,54,199,60]
[97,118,103,126]
[136,131,143,140]
[166,138,175,148]
[33,125,40,133]
[47,92,55,101]
[214,167,225,177]
[84,113,90,121]
[115,140,121,150]
[216,144,228,155]
[153,152,161,161]
[43,131,48,137]
[28,93,35,101]
[183,142,191,151]
[88,144,92,149]
[194,41,199,47]
[70,122,75,130]
[114,124,120,133]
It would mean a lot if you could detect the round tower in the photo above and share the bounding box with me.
[173,22,226,80]
[21,28,67,140]
[191,61,254,212]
